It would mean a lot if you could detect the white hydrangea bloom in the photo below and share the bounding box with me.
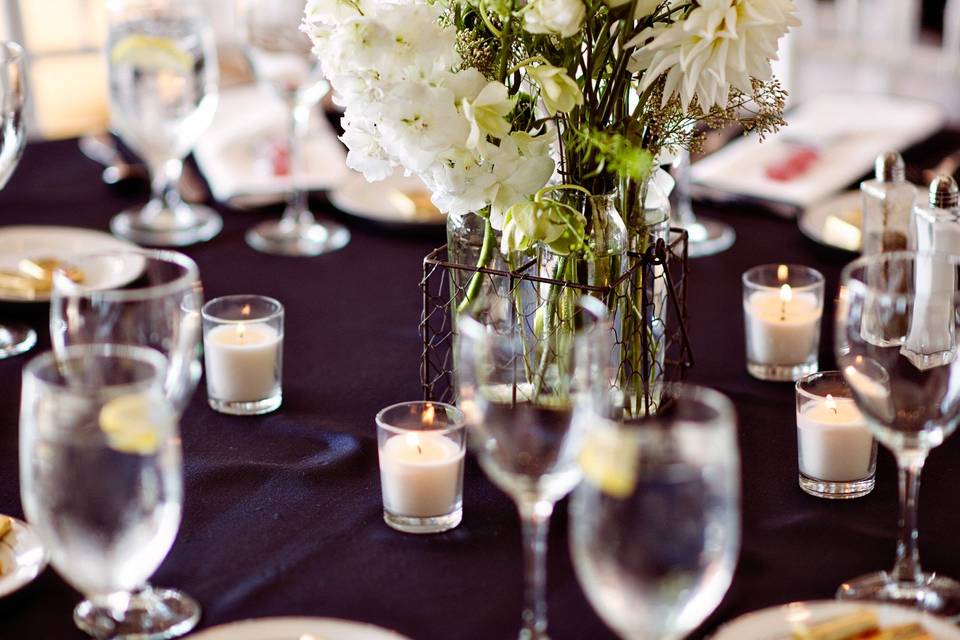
[628,0,800,109]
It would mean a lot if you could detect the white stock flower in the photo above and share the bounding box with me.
[377,82,470,173]
[523,0,585,38]
[527,65,583,116]
[340,114,395,181]
[485,132,555,226]
[629,0,800,110]
[462,81,514,150]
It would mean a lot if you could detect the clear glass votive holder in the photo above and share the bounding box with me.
[796,371,877,499]
[202,295,283,415]
[743,264,825,381]
[376,401,466,534]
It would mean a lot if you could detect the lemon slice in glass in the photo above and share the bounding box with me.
[579,424,638,498]
[99,392,174,455]
[110,35,193,72]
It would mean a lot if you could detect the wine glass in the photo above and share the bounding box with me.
[106,0,222,247]
[238,0,351,256]
[835,251,960,614]
[457,296,608,639]
[0,41,34,359]
[672,149,736,258]
[569,383,740,640]
[19,344,199,639]
[50,249,203,414]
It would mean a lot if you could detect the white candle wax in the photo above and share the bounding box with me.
[745,289,821,365]
[798,396,873,482]
[204,323,281,402]
[379,432,464,518]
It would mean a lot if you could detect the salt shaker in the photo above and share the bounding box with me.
[860,151,915,255]
[902,176,959,369]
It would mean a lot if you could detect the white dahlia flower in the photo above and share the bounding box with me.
[628,0,800,109]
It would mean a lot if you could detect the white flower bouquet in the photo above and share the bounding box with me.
[305,0,798,412]
[304,0,797,247]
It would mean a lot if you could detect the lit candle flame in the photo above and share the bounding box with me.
[777,264,789,283]
[422,403,435,427]
[779,283,792,321]
[241,304,251,317]
[826,393,837,414]
[405,432,422,455]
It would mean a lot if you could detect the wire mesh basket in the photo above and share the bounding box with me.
[420,227,692,414]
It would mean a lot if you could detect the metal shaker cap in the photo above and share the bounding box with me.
[874,151,905,182]
[929,175,959,208]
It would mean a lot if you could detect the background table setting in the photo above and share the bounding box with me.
[1,1,960,640]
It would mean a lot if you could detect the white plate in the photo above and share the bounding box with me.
[0,516,48,598]
[187,617,413,640]
[330,170,445,228]
[712,600,960,639]
[798,190,863,253]
[0,225,140,302]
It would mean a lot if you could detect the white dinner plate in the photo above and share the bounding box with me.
[0,225,140,302]
[186,617,413,640]
[712,600,960,639]
[0,516,48,599]
[798,190,863,253]
[329,170,445,228]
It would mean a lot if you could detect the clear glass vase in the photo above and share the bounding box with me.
[537,186,672,418]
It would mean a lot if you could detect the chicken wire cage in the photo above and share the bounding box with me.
[420,228,692,415]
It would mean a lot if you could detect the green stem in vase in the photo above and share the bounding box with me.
[456,217,495,314]
[532,255,568,399]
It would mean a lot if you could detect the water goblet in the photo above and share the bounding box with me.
[457,297,608,639]
[0,41,35,358]
[238,0,351,256]
[107,0,222,247]
[50,248,203,414]
[569,383,741,640]
[835,251,960,614]
[19,344,199,639]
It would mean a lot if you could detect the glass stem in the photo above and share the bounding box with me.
[283,99,315,229]
[518,498,553,639]
[147,157,184,220]
[672,149,697,228]
[891,452,925,584]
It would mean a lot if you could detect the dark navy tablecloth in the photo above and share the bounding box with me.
[1,133,960,639]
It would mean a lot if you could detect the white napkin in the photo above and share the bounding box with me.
[194,84,350,207]
[691,93,945,209]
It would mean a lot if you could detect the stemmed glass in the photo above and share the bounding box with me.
[672,149,736,258]
[569,383,741,639]
[835,251,960,614]
[238,0,350,256]
[50,249,203,414]
[457,297,607,639]
[106,0,222,247]
[19,344,199,639]
[0,41,34,359]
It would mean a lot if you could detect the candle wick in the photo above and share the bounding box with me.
[780,301,786,322]
[417,444,422,455]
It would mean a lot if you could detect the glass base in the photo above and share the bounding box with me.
[685,217,736,258]
[383,507,462,534]
[747,361,817,382]
[111,204,222,247]
[799,472,875,499]
[0,322,36,359]
[74,587,200,640]
[208,393,281,416]
[245,219,350,256]
[837,571,960,617]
